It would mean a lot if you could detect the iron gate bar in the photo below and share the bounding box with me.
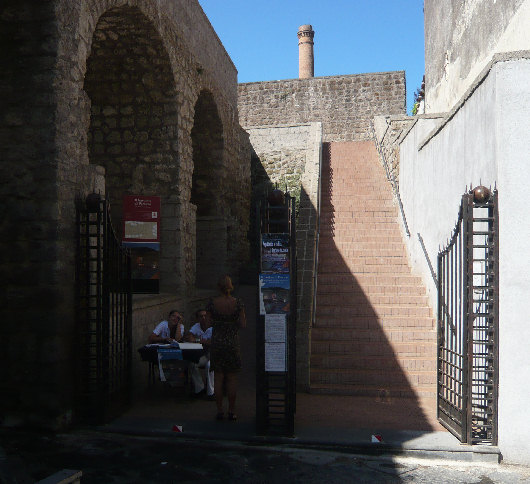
[462,190,474,443]
[492,196,499,445]
[437,196,467,441]
[437,189,498,445]
[76,198,132,423]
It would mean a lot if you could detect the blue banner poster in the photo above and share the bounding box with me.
[261,233,290,273]
[259,273,290,315]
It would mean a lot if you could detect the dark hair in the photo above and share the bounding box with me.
[217,274,233,295]
[168,309,181,319]
[195,309,207,319]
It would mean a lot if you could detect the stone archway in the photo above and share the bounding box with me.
[191,90,227,288]
[83,5,179,292]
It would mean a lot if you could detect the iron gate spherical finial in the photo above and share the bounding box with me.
[472,185,490,203]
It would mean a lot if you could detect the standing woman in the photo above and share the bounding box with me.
[207,274,246,421]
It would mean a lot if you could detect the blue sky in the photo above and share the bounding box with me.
[198,0,425,114]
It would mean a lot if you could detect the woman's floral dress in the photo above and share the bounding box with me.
[207,298,244,372]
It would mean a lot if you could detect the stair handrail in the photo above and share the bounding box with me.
[311,141,324,328]
[370,121,410,236]
[417,232,438,286]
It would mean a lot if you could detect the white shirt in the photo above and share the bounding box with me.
[188,322,212,340]
[152,320,184,341]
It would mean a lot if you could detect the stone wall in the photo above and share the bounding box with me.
[244,123,322,390]
[0,0,250,427]
[238,71,406,142]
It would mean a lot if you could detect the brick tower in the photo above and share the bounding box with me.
[298,24,314,78]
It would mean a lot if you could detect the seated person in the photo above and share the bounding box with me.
[149,310,185,344]
[184,309,214,399]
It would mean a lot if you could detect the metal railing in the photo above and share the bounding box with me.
[370,121,410,236]
[76,196,132,423]
[437,188,498,445]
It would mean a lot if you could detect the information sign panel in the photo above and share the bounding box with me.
[122,195,160,243]
[265,342,286,372]
[264,314,287,372]
[259,273,290,315]
[122,195,160,293]
[261,233,290,273]
[265,314,287,343]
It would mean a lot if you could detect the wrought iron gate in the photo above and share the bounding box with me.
[76,195,132,423]
[256,192,297,436]
[437,187,498,444]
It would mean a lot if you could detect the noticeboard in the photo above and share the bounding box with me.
[259,234,290,374]
[259,273,290,316]
[122,195,160,243]
[261,233,290,273]
[256,196,296,437]
[122,195,160,293]
[264,314,287,372]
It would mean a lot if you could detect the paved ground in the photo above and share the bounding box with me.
[1,429,530,483]
[3,284,528,482]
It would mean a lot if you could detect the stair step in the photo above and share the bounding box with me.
[321,226,402,234]
[319,217,398,223]
[317,253,409,261]
[317,284,426,297]
[321,199,396,206]
[318,241,407,251]
[318,262,411,274]
[311,327,436,343]
[323,198,393,203]
[310,368,437,387]
[317,252,409,260]
[319,237,405,245]
[318,251,408,260]
[311,340,437,357]
[317,272,421,280]
[315,305,432,318]
[311,354,437,371]
[321,205,397,211]
[321,222,402,231]
[316,293,429,305]
[313,316,435,330]
[309,383,437,399]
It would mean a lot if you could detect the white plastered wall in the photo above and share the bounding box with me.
[426,0,530,113]
[399,56,530,464]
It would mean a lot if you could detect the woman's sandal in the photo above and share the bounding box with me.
[216,412,224,421]
[228,412,238,421]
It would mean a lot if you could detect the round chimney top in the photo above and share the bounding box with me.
[297,24,314,78]
[297,25,314,39]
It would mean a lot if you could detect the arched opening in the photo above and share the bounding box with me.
[83,5,179,292]
[191,90,226,288]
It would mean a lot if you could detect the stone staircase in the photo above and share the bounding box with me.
[311,141,437,404]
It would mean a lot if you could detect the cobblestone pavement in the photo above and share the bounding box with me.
[1,429,529,483]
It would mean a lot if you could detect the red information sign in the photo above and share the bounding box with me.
[122,195,160,243]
